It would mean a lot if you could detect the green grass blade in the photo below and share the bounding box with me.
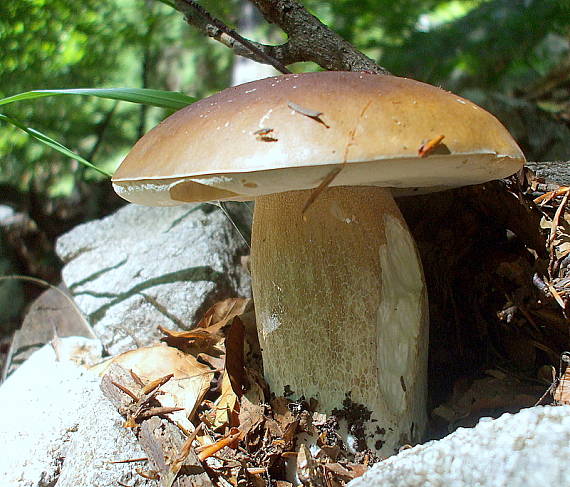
[0,88,196,110]
[0,113,112,177]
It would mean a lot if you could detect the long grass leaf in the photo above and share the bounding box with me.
[0,113,112,177]
[0,88,196,110]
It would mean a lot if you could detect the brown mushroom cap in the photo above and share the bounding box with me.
[112,72,525,206]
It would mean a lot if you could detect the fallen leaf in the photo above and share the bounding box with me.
[197,298,251,329]
[212,371,240,431]
[225,317,249,396]
[159,326,225,349]
[324,462,368,482]
[92,344,212,428]
[554,358,570,405]
[238,394,265,439]
[159,298,251,351]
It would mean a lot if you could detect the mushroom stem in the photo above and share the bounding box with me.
[251,186,428,455]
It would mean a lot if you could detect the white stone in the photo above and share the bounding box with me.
[0,337,154,487]
[349,405,570,487]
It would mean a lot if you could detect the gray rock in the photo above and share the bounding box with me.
[56,203,250,355]
[348,405,570,487]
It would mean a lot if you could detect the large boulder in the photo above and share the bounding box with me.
[56,203,251,354]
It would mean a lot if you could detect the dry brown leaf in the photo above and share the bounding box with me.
[225,317,248,396]
[197,298,251,329]
[158,298,251,351]
[198,353,225,372]
[91,344,212,429]
[238,394,265,439]
[324,462,368,482]
[158,325,225,349]
[212,371,240,431]
[243,368,267,405]
[271,397,297,432]
[297,444,325,487]
[554,363,570,405]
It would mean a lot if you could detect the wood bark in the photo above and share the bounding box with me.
[526,160,570,186]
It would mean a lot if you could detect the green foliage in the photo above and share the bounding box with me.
[0,88,197,177]
[379,0,568,89]
[0,113,111,177]
[0,88,196,110]
[0,0,234,194]
[379,0,570,160]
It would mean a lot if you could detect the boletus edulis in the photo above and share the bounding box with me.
[112,72,525,455]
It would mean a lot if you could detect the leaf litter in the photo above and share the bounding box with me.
[98,296,374,486]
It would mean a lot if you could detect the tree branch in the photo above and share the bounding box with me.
[249,0,389,73]
[170,0,390,74]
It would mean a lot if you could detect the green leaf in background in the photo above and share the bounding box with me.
[0,88,196,110]
[0,113,112,177]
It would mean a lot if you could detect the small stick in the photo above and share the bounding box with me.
[142,373,174,395]
[197,428,241,461]
[302,100,373,215]
[418,135,445,158]
[108,457,149,464]
[180,0,291,74]
[111,380,140,402]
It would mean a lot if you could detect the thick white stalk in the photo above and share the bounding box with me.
[251,186,428,456]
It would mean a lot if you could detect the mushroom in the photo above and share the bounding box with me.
[112,72,525,455]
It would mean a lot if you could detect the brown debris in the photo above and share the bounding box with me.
[110,372,185,428]
[254,128,278,142]
[553,353,570,405]
[302,100,373,215]
[418,135,445,158]
[99,319,368,487]
[287,101,330,128]
[225,317,249,396]
[101,364,212,487]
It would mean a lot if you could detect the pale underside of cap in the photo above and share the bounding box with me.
[112,72,525,206]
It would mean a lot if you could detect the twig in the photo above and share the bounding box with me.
[175,0,291,74]
[302,100,374,214]
[108,457,149,464]
[548,188,569,276]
